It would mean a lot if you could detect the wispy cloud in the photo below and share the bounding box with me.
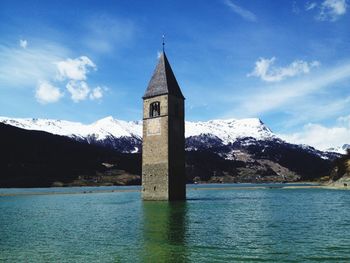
[223,61,350,119]
[319,0,347,21]
[280,96,350,128]
[305,0,348,21]
[0,42,68,87]
[279,115,350,151]
[223,0,257,22]
[338,115,350,126]
[306,2,318,11]
[292,1,301,14]
[83,15,135,54]
[248,57,320,82]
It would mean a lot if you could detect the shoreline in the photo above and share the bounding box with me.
[1,182,348,197]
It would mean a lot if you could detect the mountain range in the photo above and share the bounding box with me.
[0,115,339,153]
[0,116,344,186]
[0,116,275,143]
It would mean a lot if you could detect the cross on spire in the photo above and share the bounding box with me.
[162,34,165,52]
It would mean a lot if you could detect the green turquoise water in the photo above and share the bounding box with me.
[0,184,350,262]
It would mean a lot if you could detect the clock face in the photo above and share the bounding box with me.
[146,118,161,136]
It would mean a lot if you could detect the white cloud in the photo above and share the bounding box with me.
[19,39,27,49]
[35,81,63,104]
[89,86,104,100]
[57,56,104,102]
[248,57,320,82]
[0,41,105,104]
[66,80,90,102]
[280,116,350,151]
[56,56,96,81]
[319,0,347,20]
[307,0,348,21]
[224,0,257,22]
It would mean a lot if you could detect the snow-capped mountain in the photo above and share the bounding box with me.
[0,116,142,140]
[185,118,275,143]
[0,115,342,157]
[0,116,275,143]
[0,115,341,159]
[326,144,350,155]
[0,116,341,183]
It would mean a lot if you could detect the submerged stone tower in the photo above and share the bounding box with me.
[142,52,186,201]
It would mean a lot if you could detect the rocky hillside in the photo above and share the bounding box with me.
[328,150,350,187]
[185,135,336,183]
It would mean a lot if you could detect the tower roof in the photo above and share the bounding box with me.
[143,52,185,99]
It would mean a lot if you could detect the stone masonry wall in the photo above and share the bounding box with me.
[142,95,170,200]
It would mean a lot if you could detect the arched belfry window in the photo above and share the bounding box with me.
[150,101,160,118]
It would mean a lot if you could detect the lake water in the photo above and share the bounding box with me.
[0,184,349,262]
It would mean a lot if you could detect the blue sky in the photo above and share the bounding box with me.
[0,0,349,149]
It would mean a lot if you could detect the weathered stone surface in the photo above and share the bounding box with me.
[142,52,186,201]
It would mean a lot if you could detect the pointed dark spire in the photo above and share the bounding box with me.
[143,52,185,99]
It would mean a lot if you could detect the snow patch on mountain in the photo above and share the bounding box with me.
[186,118,275,143]
[325,144,350,155]
[0,116,274,143]
[0,116,142,140]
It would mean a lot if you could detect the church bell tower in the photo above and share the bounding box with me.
[142,51,186,201]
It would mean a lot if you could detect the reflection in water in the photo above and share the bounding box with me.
[142,201,188,262]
